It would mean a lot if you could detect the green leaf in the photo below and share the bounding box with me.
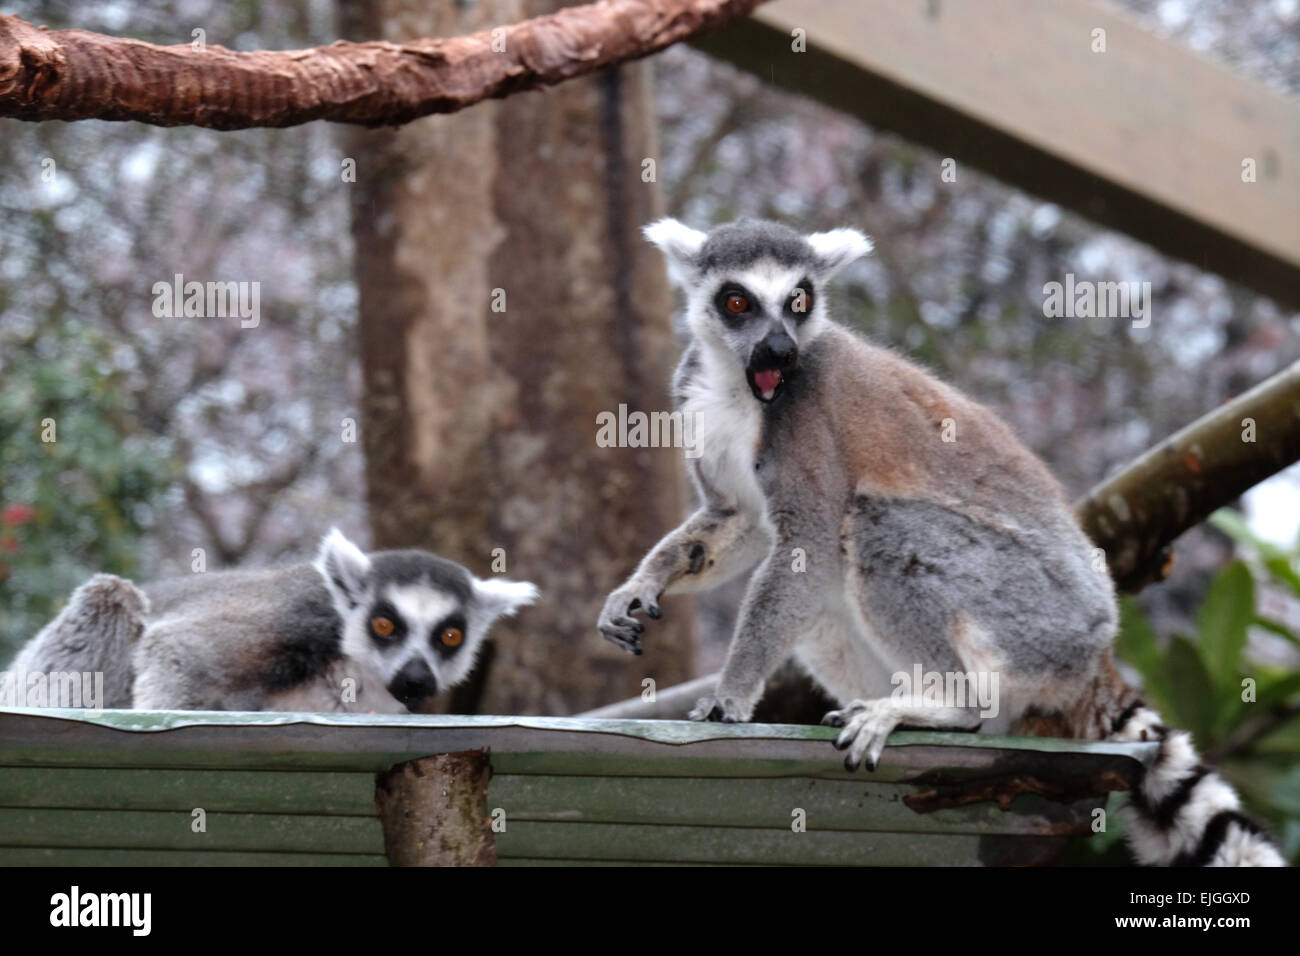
[1208,509,1300,598]
[1252,615,1300,649]
[1209,509,1275,555]
[1197,562,1253,689]
[1115,598,1174,716]
[1167,635,1217,745]
[1262,555,1300,601]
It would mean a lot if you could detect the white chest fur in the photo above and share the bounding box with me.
[681,346,766,516]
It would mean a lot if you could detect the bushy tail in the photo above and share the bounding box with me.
[10,574,148,709]
[1105,696,1284,866]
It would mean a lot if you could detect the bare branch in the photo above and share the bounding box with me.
[1079,358,1300,592]
[0,0,768,130]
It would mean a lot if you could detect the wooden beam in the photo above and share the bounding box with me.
[691,0,1300,309]
[375,751,496,866]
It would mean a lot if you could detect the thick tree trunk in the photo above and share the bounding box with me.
[344,0,694,716]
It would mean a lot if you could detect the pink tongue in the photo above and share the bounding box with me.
[754,369,783,394]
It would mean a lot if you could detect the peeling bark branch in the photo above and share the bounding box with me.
[1078,359,1300,592]
[0,0,767,129]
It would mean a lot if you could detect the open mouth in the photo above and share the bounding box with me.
[749,367,784,402]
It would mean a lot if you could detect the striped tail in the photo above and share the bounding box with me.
[1107,700,1284,867]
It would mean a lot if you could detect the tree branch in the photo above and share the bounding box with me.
[1078,358,1300,592]
[0,0,768,130]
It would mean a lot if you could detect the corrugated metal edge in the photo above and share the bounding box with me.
[0,707,1159,762]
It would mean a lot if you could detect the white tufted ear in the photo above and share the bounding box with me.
[805,228,872,279]
[473,577,540,623]
[314,528,372,611]
[643,218,708,288]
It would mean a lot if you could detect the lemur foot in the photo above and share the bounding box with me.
[688,695,749,722]
[596,580,662,655]
[823,699,898,772]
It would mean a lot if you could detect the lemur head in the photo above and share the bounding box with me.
[645,217,871,402]
[313,529,538,710]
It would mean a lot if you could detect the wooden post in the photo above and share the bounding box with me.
[375,750,496,866]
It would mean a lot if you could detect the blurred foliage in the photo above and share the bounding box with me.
[1071,508,1300,864]
[0,318,171,660]
[0,0,364,625]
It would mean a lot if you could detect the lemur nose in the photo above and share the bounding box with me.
[388,658,438,707]
[754,330,797,369]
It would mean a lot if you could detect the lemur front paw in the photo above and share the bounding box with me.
[596,580,662,655]
[688,695,750,723]
[823,699,897,772]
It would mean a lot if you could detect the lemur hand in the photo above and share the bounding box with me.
[596,579,662,655]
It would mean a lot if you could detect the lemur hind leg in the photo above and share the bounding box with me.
[820,497,1056,771]
[824,698,982,772]
[828,574,985,773]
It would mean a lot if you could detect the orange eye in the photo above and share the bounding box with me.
[725,294,749,314]
[440,627,464,648]
[371,617,394,638]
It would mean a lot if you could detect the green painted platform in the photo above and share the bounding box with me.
[0,709,1156,866]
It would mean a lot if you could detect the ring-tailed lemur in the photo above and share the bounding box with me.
[597,217,1283,867]
[11,529,537,712]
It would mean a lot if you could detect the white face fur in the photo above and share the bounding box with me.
[645,218,872,403]
[314,528,538,709]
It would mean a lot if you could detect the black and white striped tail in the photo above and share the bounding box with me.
[1108,701,1284,867]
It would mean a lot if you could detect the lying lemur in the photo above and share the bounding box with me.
[12,529,536,712]
[597,217,1282,867]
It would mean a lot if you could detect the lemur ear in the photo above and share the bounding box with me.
[314,528,372,611]
[643,218,707,288]
[805,228,872,280]
[473,577,540,623]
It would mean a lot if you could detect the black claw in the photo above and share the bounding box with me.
[843,754,859,772]
[863,757,878,772]
[832,736,848,751]
[706,704,724,722]
[647,604,661,619]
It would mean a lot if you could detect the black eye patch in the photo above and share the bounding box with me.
[786,278,815,320]
[714,282,761,326]
[367,600,407,646]
[431,613,469,659]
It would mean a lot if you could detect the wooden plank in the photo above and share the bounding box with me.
[488,773,1097,835]
[494,820,1067,865]
[0,808,383,854]
[0,848,386,866]
[0,710,1158,775]
[691,0,1300,309]
[0,767,377,815]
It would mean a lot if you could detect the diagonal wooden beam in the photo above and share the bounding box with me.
[691,0,1300,310]
[0,0,768,130]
